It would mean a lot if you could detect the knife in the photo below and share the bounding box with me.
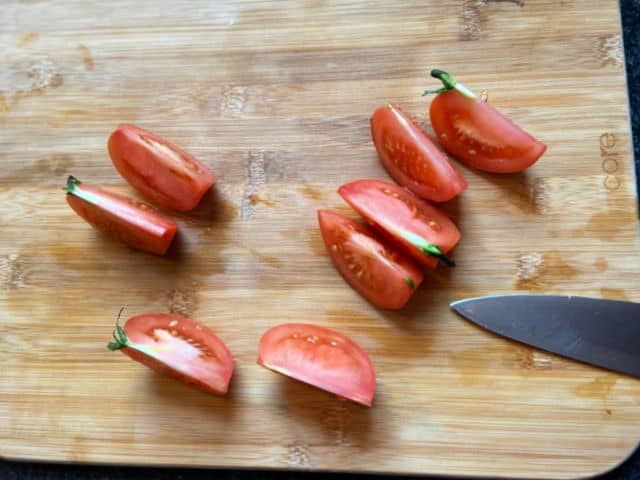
[450,294,640,378]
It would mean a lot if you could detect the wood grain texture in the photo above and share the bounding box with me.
[1,1,639,478]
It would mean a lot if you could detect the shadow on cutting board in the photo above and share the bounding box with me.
[277,375,376,450]
[147,369,240,421]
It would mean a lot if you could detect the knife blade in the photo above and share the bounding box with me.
[450,294,640,378]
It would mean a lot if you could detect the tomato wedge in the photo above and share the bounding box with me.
[108,312,234,395]
[257,323,375,407]
[371,104,467,202]
[426,69,546,173]
[338,179,460,269]
[318,210,423,309]
[64,176,177,255]
[108,124,215,211]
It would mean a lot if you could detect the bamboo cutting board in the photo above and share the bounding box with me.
[1,1,639,478]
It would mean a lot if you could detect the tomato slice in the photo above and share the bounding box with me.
[426,70,546,173]
[371,104,467,202]
[64,176,177,255]
[338,179,460,269]
[108,124,215,212]
[318,210,423,309]
[109,312,234,395]
[257,323,375,407]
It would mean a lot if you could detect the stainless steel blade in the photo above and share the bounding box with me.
[450,294,640,378]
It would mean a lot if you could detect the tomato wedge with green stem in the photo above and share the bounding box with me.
[318,210,423,309]
[108,124,215,212]
[64,176,177,255]
[257,323,375,407]
[425,69,546,173]
[108,311,234,395]
[338,179,460,269]
[371,104,467,202]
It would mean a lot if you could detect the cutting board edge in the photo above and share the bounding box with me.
[2,436,640,480]
[2,0,640,477]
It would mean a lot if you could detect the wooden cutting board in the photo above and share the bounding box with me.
[1,1,639,478]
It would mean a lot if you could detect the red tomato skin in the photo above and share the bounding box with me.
[122,313,234,395]
[108,124,215,212]
[257,323,375,407]
[429,91,546,173]
[371,104,467,202]
[338,179,460,269]
[66,183,176,255]
[318,210,423,309]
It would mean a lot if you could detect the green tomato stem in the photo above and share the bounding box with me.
[421,244,456,268]
[63,175,81,193]
[107,308,129,351]
[405,277,415,289]
[396,228,456,268]
[106,308,163,358]
[63,175,103,206]
[422,69,477,99]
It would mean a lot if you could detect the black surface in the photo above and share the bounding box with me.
[2,1,640,479]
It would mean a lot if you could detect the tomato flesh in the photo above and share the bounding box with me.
[318,210,423,309]
[430,91,546,173]
[338,179,460,269]
[122,313,234,394]
[65,177,177,255]
[371,104,467,202]
[258,323,375,407]
[108,124,215,211]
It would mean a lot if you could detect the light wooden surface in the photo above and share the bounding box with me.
[1,1,639,478]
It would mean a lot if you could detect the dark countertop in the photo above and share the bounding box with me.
[2,1,640,479]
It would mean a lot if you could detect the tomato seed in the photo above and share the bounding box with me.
[428,220,442,231]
